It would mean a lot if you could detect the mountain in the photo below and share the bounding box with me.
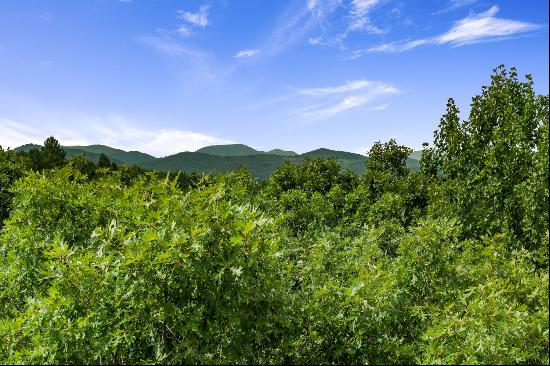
[409,150,423,161]
[69,145,156,165]
[196,144,260,156]
[14,143,421,179]
[265,149,298,157]
[301,148,366,160]
[140,152,286,181]
[14,143,154,165]
[13,144,41,152]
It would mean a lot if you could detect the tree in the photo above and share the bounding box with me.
[97,153,111,169]
[0,146,28,224]
[364,139,412,201]
[41,136,66,169]
[429,65,549,250]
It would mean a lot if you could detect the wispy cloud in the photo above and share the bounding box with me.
[292,80,399,120]
[137,35,220,80]
[436,5,540,45]
[176,26,193,37]
[432,0,478,15]
[304,0,386,50]
[260,0,342,55]
[296,80,373,96]
[138,36,205,58]
[178,4,211,28]
[355,5,541,55]
[234,49,260,58]
[347,0,385,34]
[0,115,233,157]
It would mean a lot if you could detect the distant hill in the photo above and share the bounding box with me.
[409,150,423,161]
[14,143,421,179]
[265,149,298,157]
[14,144,41,152]
[197,144,260,156]
[140,152,286,181]
[301,148,366,160]
[15,143,153,165]
[69,145,156,165]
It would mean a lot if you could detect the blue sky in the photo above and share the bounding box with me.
[0,0,548,156]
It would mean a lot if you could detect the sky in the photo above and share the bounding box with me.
[0,0,548,156]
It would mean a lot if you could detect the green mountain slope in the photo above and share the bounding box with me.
[264,149,298,157]
[70,145,156,165]
[14,143,421,179]
[15,144,153,165]
[196,144,260,156]
[301,148,366,160]
[409,150,423,161]
[13,144,41,152]
[141,152,286,181]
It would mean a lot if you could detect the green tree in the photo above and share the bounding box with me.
[429,65,549,251]
[97,153,111,169]
[41,136,66,169]
[0,146,28,224]
[363,139,412,202]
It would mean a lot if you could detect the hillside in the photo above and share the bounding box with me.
[196,144,260,156]
[141,152,286,181]
[301,148,366,160]
[14,143,421,178]
[69,145,156,165]
[265,149,298,157]
[15,144,153,165]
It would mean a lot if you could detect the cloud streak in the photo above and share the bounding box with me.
[178,4,211,28]
[234,49,260,58]
[292,79,399,120]
[347,0,384,34]
[432,0,479,15]
[296,80,373,96]
[354,5,541,56]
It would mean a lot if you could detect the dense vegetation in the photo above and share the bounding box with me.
[0,66,548,364]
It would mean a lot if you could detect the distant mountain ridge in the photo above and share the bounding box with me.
[196,144,299,157]
[14,143,422,180]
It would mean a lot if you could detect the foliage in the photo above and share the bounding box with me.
[0,146,29,224]
[0,66,547,364]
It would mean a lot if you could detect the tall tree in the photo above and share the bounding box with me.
[41,136,66,169]
[97,153,112,169]
[429,65,549,250]
[364,139,412,200]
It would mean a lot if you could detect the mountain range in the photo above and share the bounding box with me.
[15,143,422,180]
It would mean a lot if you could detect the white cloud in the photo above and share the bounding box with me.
[296,80,373,96]
[432,0,478,15]
[347,0,384,34]
[308,36,322,45]
[357,5,541,55]
[0,115,233,157]
[293,80,399,120]
[138,36,208,61]
[176,26,193,37]
[435,5,539,46]
[307,0,319,10]
[261,0,342,55]
[234,49,260,58]
[178,4,211,28]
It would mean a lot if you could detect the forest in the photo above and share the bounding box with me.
[0,66,548,364]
